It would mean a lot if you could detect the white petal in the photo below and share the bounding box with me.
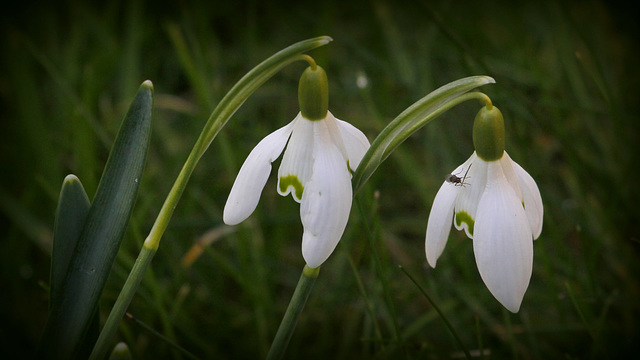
[425,181,460,267]
[473,161,533,313]
[453,152,487,238]
[333,114,370,172]
[278,113,314,202]
[223,121,294,225]
[321,112,349,159]
[507,153,544,240]
[499,151,522,201]
[300,121,353,268]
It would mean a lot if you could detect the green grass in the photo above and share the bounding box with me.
[1,0,639,358]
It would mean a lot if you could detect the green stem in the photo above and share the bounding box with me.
[146,36,332,252]
[266,265,320,360]
[352,76,494,193]
[89,36,332,359]
[89,247,155,359]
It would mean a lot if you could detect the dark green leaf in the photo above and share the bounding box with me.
[49,174,100,359]
[50,174,90,308]
[37,81,153,360]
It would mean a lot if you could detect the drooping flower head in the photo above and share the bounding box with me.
[425,105,543,312]
[224,63,370,268]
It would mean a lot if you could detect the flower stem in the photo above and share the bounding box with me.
[266,265,320,360]
[88,247,155,359]
[352,76,495,193]
[299,54,317,69]
[88,36,332,360]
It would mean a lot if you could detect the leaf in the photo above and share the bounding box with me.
[49,174,91,308]
[49,174,100,359]
[37,80,153,360]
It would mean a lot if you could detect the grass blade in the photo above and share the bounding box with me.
[399,265,471,360]
[36,81,153,359]
[125,313,201,360]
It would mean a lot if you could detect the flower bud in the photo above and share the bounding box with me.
[473,105,505,161]
[298,65,329,120]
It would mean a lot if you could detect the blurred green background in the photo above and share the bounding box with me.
[1,0,639,358]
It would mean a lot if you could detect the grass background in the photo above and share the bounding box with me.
[1,0,639,358]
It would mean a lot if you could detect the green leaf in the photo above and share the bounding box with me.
[49,174,100,360]
[352,76,495,193]
[50,174,90,308]
[37,80,153,360]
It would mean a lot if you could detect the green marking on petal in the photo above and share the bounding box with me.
[279,175,304,200]
[346,160,354,175]
[455,210,475,237]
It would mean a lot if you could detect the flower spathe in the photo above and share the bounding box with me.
[425,106,543,313]
[224,110,369,268]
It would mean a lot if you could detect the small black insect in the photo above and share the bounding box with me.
[445,164,472,186]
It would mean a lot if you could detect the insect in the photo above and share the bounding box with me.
[445,164,472,186]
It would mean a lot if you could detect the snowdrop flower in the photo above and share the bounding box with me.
[224,64,370,268]
[425,105,543,312]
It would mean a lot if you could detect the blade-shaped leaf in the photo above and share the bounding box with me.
[37,80,153,360]
[49,174,100,359]
[50,174,90,307]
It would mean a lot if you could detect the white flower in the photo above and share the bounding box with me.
[425,151,543,312]
[224,111,370,268]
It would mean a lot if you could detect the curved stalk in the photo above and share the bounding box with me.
[266,266,320,360]
[352,76,495,193]
[89,36,332,360]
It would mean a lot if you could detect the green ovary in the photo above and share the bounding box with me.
[279,175,304,200]
[455,211,475,237]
